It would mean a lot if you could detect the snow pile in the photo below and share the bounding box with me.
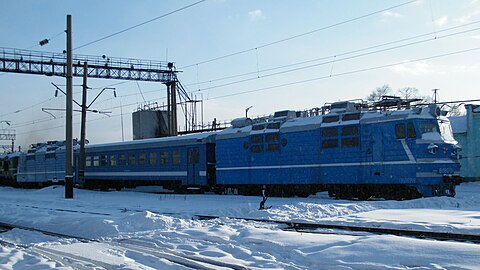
[1,182,480,269]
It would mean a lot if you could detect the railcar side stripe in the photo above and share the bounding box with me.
[217,160,456,171]
[84,171,188,177]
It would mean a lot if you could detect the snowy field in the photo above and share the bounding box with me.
[1,183,480,269]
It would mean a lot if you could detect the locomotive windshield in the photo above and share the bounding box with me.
[438,119,456,144]
[420,120,456,143]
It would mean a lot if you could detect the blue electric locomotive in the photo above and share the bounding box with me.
[215,98,460,199]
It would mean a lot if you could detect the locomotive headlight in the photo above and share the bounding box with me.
[428,143,438,154]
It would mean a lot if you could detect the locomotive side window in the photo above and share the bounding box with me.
[341,125,359,136]
[322,115,340,123]
[86,156,91,167]
[160,151,168,164]
[252,124,265,131]
[266,144,279,152]
[342,137,359,147]
[420,123,438,133]
[322,127,338,137]
[407,122,417,138]
[149,152,157,165]
[395,124,406,139]
[251,145,263,153]
[342,113,361,121]
[250,135,263,143]
[172,150,181,164]
[109,155,117,167]
[322,139,338,148]
[266,122,281,129]
[266,133,279,142]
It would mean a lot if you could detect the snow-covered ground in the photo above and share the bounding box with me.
[1,183,480,269]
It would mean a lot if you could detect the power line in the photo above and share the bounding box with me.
[73,0,206,51]
[179,0,417,69]
[185,20,480,87]
[191,26,480,94]
[206,46,480,101]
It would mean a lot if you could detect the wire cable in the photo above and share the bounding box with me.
[184,20,480,87]
[206,46,480,101]
[73,0,206,51]
[179,0,417,69]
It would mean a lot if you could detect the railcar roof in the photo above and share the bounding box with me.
[86,131,217,151]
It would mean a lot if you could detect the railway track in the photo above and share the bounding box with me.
[196,215,480,244]
[0,221,250,270]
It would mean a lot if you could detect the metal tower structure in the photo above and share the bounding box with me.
[0,46,181,135]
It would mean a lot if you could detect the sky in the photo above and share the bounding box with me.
[1,0,480,150]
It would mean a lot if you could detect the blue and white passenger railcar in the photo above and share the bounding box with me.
[216,100,460,199]
[81,132,216,191]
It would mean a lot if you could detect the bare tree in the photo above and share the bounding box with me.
[366,84,392,102]
[396,87,420,100]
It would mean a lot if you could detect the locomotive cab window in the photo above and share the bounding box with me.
[395,124,406,139]
[341,125,359,136]
[251,145,263,153]
[407,122,416,138]
[342,137,359,147]
[266,144,279,152]
[265,133,279,142]
[322,115,340,123]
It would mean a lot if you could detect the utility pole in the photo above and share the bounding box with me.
[432,89,439,104]
[78,62,88,188]
[65,14,74,199]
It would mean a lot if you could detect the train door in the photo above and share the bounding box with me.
[187,147,200,185]
[362,125,384,180]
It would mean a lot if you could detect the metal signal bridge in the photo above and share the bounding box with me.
[0,46,199,136]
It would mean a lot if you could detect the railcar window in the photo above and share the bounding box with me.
[341,125,359,136]
[265,133,279,142]
[342,113,361,121]
[266,122,281,129]
[149,152,157,165]
[109,155,116,167]
[128,154,136,166]
[118,154,126,166]
[86,156,91,167]
[101,155,107,166]
[172,151,181,164]
[342,137,359,147]
[322,115,340,123]
[160,152,168,164]
[251,145,263,153]
[266,144,279,152]
[322,139,338,148]
[407,122,417,138]
[188,149,200,164]
[395,124,406,139]
[322,127,338,137]
[252,124,265,131]
[250,135,263,143]
[139,153,146,165]
[93,156,99,167]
